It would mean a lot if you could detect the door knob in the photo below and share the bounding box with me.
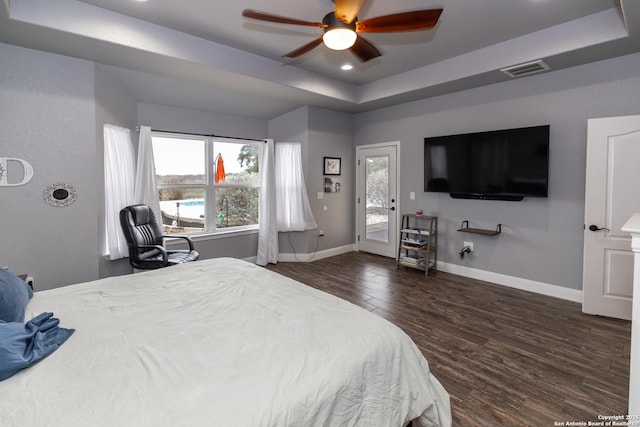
[588,224,609,232]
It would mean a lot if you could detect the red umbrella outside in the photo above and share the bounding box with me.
[215,153,226,183]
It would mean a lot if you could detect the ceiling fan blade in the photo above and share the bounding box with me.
[349,35,381,62]
[334,0,366,24]
[356,9,443,33]
[282,36,324,59]
[242,9,326,28]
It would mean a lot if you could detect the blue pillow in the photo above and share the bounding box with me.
[0,269,33,323]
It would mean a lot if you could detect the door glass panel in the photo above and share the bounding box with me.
[365,155,389,242]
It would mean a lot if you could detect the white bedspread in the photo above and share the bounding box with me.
[1,258,450,427]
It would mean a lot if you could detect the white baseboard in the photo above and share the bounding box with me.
[437,261,582,303]
[277,244,356,263]
[253,249,582,303]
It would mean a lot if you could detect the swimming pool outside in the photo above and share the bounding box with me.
[160,199,204,223]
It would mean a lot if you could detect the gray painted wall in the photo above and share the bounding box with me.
[308,106,354,253]
[354,52,640,291]
[0,44,273,288]
[0,43,98,290]
[137,103,267,141]
[268,106,354,255]
[94,64,138,279]
[3,40,639,292]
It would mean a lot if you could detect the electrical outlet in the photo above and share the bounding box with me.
[318,230,325,236]
[464,241,474,252]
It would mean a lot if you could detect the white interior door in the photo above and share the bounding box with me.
[356,143,398,258]
[583,115,640,320]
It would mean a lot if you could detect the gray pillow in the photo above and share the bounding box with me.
[0,269,33,323]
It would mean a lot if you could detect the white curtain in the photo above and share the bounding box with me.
[276,142,317,232]
[135,125,161,223]
[103,124,136,260]
[256,139,277,266]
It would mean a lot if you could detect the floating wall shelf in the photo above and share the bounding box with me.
[457,220,502,236]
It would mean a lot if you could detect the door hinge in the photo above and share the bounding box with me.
[357,159,360,166]
[357,197,360,204]
[357,235,360,241]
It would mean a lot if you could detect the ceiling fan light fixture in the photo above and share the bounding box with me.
[321,12,357,51]
[243,6,442,61]
[323,28,357,50]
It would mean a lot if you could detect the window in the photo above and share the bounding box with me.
[152,132,262,235]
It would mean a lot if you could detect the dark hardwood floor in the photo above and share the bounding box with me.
[266,251,631,427]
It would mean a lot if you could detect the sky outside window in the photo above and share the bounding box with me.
[152,137,249,176]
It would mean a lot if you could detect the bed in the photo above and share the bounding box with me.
[0,258,451,427]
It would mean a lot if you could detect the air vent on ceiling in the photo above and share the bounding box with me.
[500,60,551,78]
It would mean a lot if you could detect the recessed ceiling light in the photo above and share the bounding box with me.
[341,64,353,71]
[133,0,148,2]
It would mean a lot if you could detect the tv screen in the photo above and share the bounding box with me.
[424,125,549,201]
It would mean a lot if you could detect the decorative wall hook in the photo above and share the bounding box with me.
[43,183,77,207]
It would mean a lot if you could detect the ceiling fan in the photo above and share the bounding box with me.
[242,0,443,62]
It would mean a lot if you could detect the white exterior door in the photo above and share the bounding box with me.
[356,143,399,258]
[583,115,640,320]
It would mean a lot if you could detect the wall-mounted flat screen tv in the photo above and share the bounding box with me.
[424,125,550,201]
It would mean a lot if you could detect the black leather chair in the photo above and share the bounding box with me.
[119,204,199,270]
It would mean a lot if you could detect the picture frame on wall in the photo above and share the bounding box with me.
[323,157,341,176]
[324,177,341,193]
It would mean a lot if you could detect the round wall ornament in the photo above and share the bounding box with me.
[43,183,77,207]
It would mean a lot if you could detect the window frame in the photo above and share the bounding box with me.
[152,131,262,237]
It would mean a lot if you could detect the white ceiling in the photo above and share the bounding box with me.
[1,0,639,119]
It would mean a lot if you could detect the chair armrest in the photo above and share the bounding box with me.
[132,244,168,262]
[162,235,195,251]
